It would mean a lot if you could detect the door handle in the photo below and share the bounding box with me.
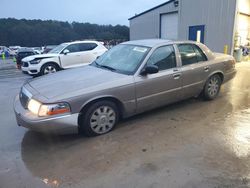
[204,66,210,72]
[173,73,181,79]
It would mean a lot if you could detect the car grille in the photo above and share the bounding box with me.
[22,62,29,67]
[19,88,31,109]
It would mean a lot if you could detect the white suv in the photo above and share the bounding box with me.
[21,41,107,76]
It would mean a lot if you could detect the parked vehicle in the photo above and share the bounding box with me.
[0,46,7,54]
[42,45,57,54]
[14,39,236,136]
[15,48,38,69]
[0,46,15,57]
[21,41,107,76]
[9,46,21,55]
[31,47,43,54]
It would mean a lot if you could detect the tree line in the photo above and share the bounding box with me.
[0,18,129,47]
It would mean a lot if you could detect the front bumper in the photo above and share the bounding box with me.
[14,96,78,134]
[21,63,40,75]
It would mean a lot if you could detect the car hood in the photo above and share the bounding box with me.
[27,66,133,101]
[22,53,58,61]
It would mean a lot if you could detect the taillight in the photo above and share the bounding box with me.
[231,59,236,65]
[231,59,236,69]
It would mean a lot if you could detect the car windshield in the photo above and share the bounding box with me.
[93,44,150,75]
[49,44,67,54]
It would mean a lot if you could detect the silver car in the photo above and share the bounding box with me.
[14,39,236,136]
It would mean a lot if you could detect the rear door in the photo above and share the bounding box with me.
[78,43,99,65]
[135,45,182,113]
[177,43,209,98]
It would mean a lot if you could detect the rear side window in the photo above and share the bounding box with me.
[147,45,176,71]
[79,43,98,51]
[178,44,207,66]
[193,45,207,62]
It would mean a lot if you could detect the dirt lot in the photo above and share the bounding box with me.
[0,60,249,188]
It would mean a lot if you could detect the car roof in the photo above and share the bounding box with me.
[17,48,34,53]
[122,39,173,47]
[63,40,100,45]
[121,39,214,60]
[121,39,203,48]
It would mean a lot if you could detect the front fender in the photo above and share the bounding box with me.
[39,57,60,71]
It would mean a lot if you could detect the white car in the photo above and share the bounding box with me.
[21,41,107,76]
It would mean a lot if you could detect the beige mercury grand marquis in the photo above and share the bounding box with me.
[14,39,236,136]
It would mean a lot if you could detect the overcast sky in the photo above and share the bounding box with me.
[0,0,167,25]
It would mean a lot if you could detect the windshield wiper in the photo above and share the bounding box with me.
[94,61,117,72]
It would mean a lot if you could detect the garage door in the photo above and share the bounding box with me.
[160,13,178,40]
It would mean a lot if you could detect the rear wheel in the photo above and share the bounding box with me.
[203,74,222,100]
[41,63,59,75]
[79,101,119,137]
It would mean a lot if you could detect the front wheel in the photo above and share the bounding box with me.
[41,63,59,75]
[203,74,222,100]
[79,101,119,137]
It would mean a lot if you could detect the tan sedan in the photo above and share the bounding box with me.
[14,39,236,136]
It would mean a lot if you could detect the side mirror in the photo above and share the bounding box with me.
[141,65,159,75]
[63,49,70,55]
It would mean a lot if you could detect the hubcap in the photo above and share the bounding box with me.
[90,106,116,134]
[208,77,219,97]
[44,66,57,74]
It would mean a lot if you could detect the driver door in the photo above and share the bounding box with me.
[60,44,82,68]
[134,45,182,113]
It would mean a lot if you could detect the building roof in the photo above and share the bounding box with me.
[128,0,175,20]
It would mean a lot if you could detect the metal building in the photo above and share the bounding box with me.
[129,0,250,55]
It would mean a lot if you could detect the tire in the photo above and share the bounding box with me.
[40,63,59,75]
[203,74,222,100]
[79,101,119,137]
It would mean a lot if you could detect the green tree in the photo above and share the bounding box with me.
[0,18,129,47]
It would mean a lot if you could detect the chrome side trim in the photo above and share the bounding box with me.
[137,87,182,101]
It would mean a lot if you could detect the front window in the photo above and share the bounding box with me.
[93,44,150,75]
[65,44,80,53]
[49,44,67,54]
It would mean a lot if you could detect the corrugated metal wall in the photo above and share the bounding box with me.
[178,0,237,53]
[129,2,178,40]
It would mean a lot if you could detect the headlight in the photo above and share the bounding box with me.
[27,99,41,115]
[39,103,71,117]
[30,59,41,64]
[27,99,71,117]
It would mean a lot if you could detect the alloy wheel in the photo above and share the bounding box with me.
[44,65,57,74]
[207,76,220,97]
